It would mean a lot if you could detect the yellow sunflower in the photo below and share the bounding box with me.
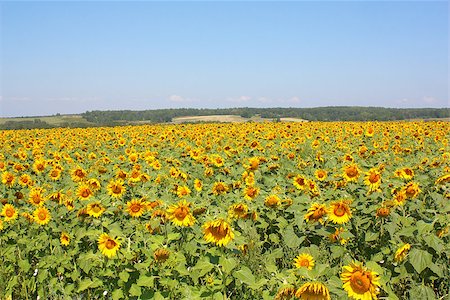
[341,262,380,300]
[87,178,101,190]
[18,174,32,186]
[166,199,195,226]
[293,174,308,190]
[176,185,191,197]
[274,287,296,300]
[107,179,126,199]
[244,186,260,200]
[403,182,420,199]
[315,169,328,181]
[98,233,121,258]
[86,202,105,218]
[71,166,87,182]
[435,174,450,185]
[48,168,62,181]
[1,204,18,222]
[343,163,360,182]
[203,219,234,246]
[304,203,327,223]
[293,253,315,270]
[295,282,331,300]
[77,184,93,200]
[364,168,382,192]
[212,181,229,195]
[328,200,352,224]
[153,248,170,263]
[33,206,51,225]
[394,243,411,262]
[264,195,281,208]
[60,232,70,246]
[126,198,147,217]
[1,172,15,187]
[194,179,203,191]
[28,187,46,206]
[228,203,249,219]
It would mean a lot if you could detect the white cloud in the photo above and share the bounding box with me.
[169,94,185,102]
[423,96,437,104]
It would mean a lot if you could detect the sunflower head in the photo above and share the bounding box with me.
[86,202,106,218]
[153,248,170,263]
[98,233,121,258]
[228,203,248,219]
[1,204,18,222]
[202,219,234,246]
[304,203,327,223]
[126,198,147,218]
[274,286,296,300]
[60,232,70,246]
[33,206,51,225]
[394,243,411,262]
[327,200,352,224]
[166,200,195,227]
[341,262,380,300]
[293,253,315,270]
[295,282,331,300]
[343,164,360,182]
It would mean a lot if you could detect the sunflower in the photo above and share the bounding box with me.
[87,178,101,190]
[194,179,203,191]
[392,190,407,206]
[315,169,328,181]
[394,243,411,262]
[60,232,70,246]
[304,203,327,223]
[274,286,296,300]
[71,166,87,182]
[375,207,390,218]
[98,233,121,258]
[203,219,234,246]
[176,185,191,197]
[18,174,32,186]
[1,172,15,187]
[212,181,229,195]
[48,168,62,181]
[153,248,170,263]
[293,175,308,190]
[28,187,46,206]
[1,204,18,222]
[77,184,93,200]
[228,203,249,219]
[107,179,126,199]
[295,282,331,300]
[343,164,360,182]
[400,168,414,180]
[264,195,281,208]
[0,219,3,231]
[435,174,450,185]
[364,168,382,192]
[86,202,105,218]
[32,158,47,174]
[244,186,259,200]
[166,200,195,226]
[33,206,51,225]
[341,262,380,300]
[126,198,147,218]
[327,200,352,224]
[293,253,315,270]
[403,182,420,199]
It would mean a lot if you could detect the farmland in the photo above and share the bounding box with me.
[0,121,449,299]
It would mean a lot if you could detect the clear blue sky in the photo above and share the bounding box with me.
[0,1,448,117]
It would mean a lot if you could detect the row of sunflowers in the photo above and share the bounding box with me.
[0,121,449,299]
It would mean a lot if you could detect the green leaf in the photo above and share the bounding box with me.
[365,231,379,242]
[129,284,142,297]
[409,249,432,274]
[219,257,237,274]
[423,235,444,254]
[18,259,31,273]
[234,266,256,286]
[410,284,436,300]
[119,270,130,283]
[112,289,124,300]
[137,275,154,287]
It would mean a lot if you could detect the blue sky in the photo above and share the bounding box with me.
[0,1,448,117]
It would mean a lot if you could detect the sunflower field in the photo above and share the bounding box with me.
[0,121,449,299]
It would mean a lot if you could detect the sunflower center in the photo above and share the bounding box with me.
[369,173,380,183]
[105,239,117,249]
[75,169,84,177]
[112,185,122,194]
[38,211,47,220]
[32,195,42,204]
[296,178,305,185]
[6,208,14,217]
[92,205,101,213]
[300,259,310,267]
[131,204,142,213]
[346,167,358,177]
[51,170,59,177]
[334,205,346,217]
[175,207,188,219]
[312,208,325,219]
[350,271,371,294]
[210,225,228,239]
[81,189,90,197]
